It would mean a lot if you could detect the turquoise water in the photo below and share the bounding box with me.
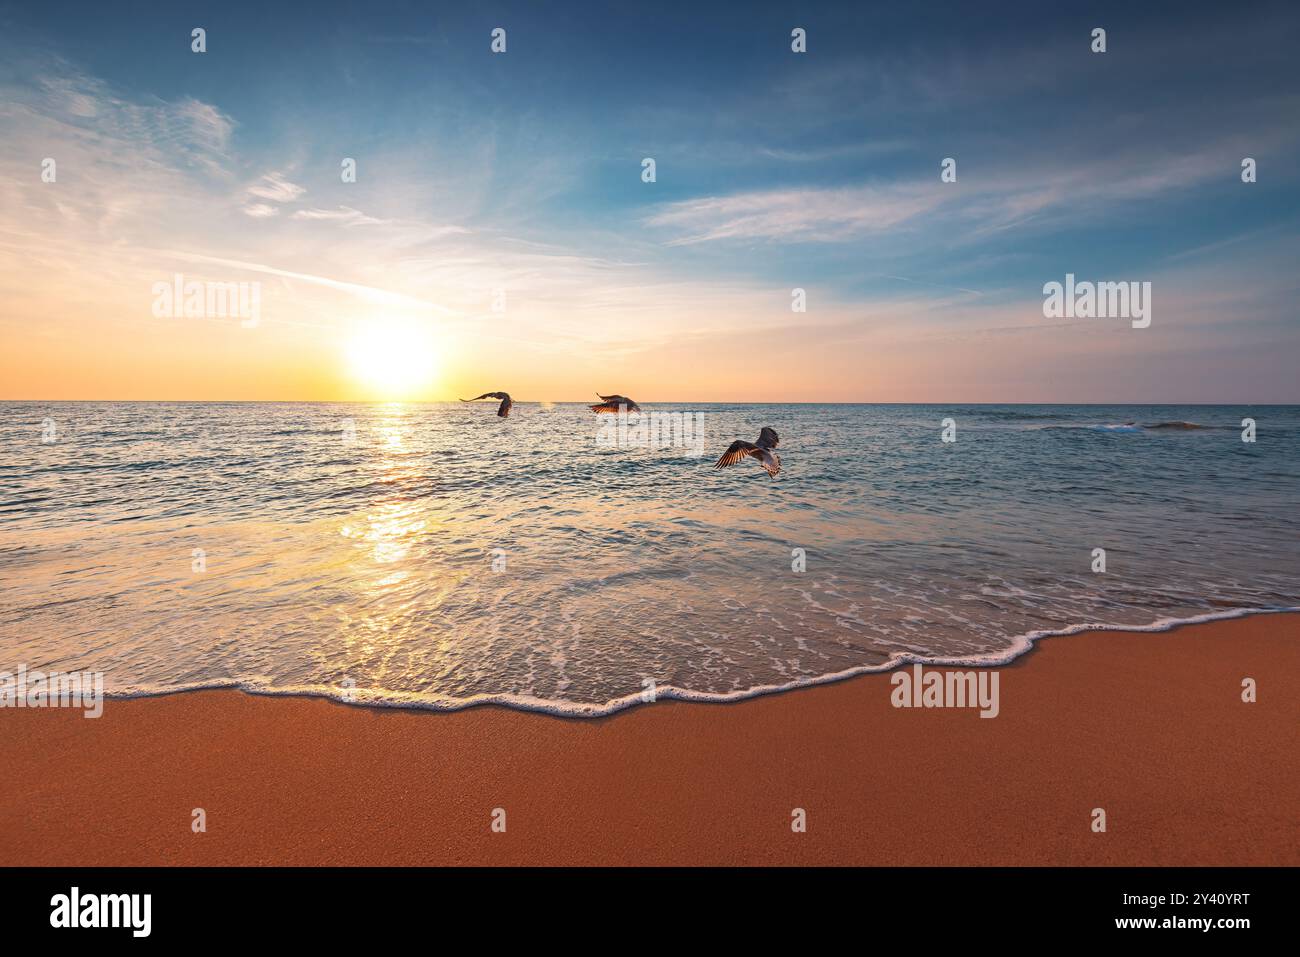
[1,402,1297,714]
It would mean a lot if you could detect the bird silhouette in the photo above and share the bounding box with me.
[715,427,781,478]
[589,393,641,414]
[461,392,513,417]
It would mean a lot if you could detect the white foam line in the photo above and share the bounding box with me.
[101,606,1300,719]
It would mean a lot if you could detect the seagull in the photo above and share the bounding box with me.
[461,392,513,418]
[715,427,781,478]
[590,393,642,414]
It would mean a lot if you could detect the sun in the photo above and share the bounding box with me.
[344,321,439,398]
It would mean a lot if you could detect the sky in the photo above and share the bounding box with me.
[0,0,1297,402]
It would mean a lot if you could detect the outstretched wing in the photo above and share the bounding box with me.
[462,392,507,402]
[591,394,639,414]
[714,440,759,469]
[496,394,513,417]
[756,427,779,450]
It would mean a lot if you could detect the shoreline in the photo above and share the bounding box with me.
[60,605,1300,720]
[3,612,1297,865]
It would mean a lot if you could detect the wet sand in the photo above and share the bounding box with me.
[2,613,1296,865]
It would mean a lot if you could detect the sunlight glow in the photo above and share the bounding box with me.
[344,321,438,398]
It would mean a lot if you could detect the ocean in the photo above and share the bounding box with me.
[2,402,1297,715]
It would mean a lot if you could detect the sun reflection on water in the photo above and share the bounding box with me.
[340,501,428,564]
[338,406,432,568]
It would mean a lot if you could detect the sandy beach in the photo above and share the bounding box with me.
[3,612,1296,866]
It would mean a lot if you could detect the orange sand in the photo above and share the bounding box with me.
[2,613,1297,865]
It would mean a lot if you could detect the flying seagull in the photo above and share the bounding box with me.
[715,427,781,478]
[461,392,513,417]
[590,393,642,414]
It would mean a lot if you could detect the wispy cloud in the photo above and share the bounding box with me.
[646,134,1295,248]
[246,172,305,203]
[291,206,389,226]
[647,183,945,245]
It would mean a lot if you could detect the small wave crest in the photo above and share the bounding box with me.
[1041,420,1223,433]
[1040,423,1143,433]
[1145,420,1216,430]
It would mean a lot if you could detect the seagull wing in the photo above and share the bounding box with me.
[462,392,506,402]
[715,440,759,469]
[593,394,641,413]
[757,427,779,449]
[591,394,638,414]
[496,394,512,417]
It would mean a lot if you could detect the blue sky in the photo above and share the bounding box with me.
[1,0,1297,400]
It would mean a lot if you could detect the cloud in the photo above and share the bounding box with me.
[0,65,235,185]
[290,206,388,226]
[755,141,911,163]
[154,250,463,315]
[647,183,946,245]
[645,133,1294,248]
[246,172,305,203]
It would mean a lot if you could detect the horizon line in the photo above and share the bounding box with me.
[4,399,1297,407]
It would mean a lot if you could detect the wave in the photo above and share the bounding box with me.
[1040,423,1143,433]
[1145,420,1216,430]
[1039,420,1225,433]
[949,408,1063,422]
[98,605,1300,719]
